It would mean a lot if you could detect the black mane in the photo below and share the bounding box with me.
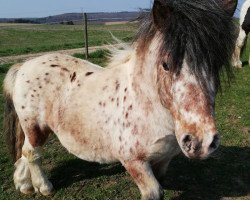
[135,0,237,90]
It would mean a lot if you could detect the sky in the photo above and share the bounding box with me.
[0,0,151,18]
[0,0,245,18]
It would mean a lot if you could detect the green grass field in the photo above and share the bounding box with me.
[0,23,135,57]
[0,24,249,200]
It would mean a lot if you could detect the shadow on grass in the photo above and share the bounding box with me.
[242,61,249,67]
[164,145,250,200]
[50,145,249,200]
[50,159,125,190]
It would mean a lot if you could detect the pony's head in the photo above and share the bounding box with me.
[135,0,237,159]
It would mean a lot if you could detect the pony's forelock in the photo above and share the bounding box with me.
[135,0,237,90]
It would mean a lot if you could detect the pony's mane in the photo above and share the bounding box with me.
[135,0,237,89]
[106,38,133,68]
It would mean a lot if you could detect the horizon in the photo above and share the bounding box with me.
[0,0,244,19]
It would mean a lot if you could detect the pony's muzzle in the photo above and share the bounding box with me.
[181,133,220,159]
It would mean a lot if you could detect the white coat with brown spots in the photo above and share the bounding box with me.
[3,0,237,199]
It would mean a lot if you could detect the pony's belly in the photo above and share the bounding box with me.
[54,130,118,164]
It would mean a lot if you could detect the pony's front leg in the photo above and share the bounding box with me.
[14,156,34,194]
[21,140,53,196]
[123,160,163,200]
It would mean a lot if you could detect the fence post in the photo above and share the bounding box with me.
[83,13,89,59]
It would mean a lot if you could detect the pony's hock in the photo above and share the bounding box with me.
[3,0,237,199]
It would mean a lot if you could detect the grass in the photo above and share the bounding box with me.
[0,23,135,57]
[0,48,249,199]
[73,49,110,66]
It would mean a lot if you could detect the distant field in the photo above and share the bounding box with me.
[0,23,136,57]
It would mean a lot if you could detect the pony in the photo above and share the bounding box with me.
[232,0,250,68]
[3,0,237,199]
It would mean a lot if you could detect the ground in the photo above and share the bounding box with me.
[0,23,249,200]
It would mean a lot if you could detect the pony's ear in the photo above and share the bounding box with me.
[221,0,238,16]
[152,0,172,28]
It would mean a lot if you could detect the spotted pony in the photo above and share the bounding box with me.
[3,0,237,199]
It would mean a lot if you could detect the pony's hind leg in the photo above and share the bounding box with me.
[232,27,247,68]
[15,123,53,196]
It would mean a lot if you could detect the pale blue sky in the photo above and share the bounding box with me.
[0,0,245,18]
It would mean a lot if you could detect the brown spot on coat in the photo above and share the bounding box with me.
[26,80,30,83]
[125,112,129,118]
[62,68,69,72]
[27,125,51,147]
[115,80,120,91]
[70,72,77,82]
[86,72,94,76]
[51,64,59,67]
[45,73,49,76]
[21,106,25,109]
[126,165,143,185]
[103,86,108,91]
[144,99,153,115]
[137,151,146,161]
[126,122,131,127]
[117,97,120,107]
[128,105,133,110]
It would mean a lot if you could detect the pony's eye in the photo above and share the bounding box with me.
[162,62,170,71]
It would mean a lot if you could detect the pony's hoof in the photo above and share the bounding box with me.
[39,182,54,196]
[236,61,243,68]
[19,184,35,195]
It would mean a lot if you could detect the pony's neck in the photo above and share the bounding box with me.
[131,38,160,97]
[107,38,161,100]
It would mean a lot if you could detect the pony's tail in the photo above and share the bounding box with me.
[3,64,24,162]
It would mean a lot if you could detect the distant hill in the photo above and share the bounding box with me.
[0,11,144,24]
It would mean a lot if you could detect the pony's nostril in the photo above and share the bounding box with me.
[209,134,220,149]
[183,134,192,143]
[182,134,193,152]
